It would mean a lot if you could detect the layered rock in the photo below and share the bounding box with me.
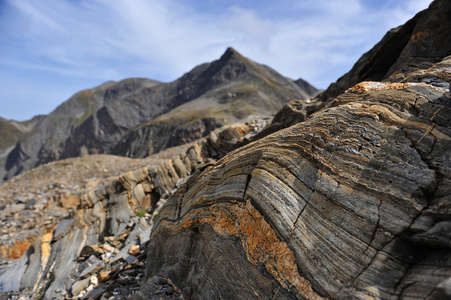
[141,56,451,299]
[0,118,267,299]
[1,2,450,299]
[3,57,447,299]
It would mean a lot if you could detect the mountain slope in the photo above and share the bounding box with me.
[0,48,318,181]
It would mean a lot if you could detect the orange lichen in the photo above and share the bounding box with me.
[0,238,36,260]
[177,200,326,300]
[345,81,424,94]
[411,31,427,41]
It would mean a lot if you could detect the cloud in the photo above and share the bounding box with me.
[0,0,433,120]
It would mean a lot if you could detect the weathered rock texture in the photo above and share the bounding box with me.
[0,48,318,182]
[1,2,451,299]
[143,55,451,299]
[0,119,266,299]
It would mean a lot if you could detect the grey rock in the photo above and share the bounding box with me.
[83,286,107,300]
[151,276,167,286]
[78,256,104,280]
[71,277,90,296]
[319,0,451,102]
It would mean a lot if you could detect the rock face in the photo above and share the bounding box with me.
[144,56,451,299]
[319,0,451,102]
[0,48,318,182]
[0,118,268,299]
[1,2,451,300]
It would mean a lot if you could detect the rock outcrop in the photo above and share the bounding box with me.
[141,55,451,299]
[0,48,318,182]
[0,118,268,299]
[319,0,451,102]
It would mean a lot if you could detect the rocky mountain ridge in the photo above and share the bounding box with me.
[0,47,319,182]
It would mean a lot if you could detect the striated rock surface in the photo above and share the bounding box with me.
[142,55,451,299]
[1,2,451,300]
[0,118,267,299]
[4,57,447,299]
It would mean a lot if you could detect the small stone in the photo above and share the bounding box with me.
[102,243,117,253]
[98,272,110,283]
[80,245,105,258]
[90,275,99,286]
[151,276,167,285]
[71,277,91,295]
[164,286,174,295]
[124,255,136,264]
[16,197,26,203]
[121,268,137,275]
[25,199,36,209]
[117,277,129,285]
[128,245,140,255]
[101,252,112,261]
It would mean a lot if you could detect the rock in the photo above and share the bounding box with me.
[151,276,168,286]
[71,277,91,296]
[98,272,110,283]
[77,255,104,280]
[144,56,451,298]
[319,0,451,102]
[80,245,105,259]
[59,193,80,209]
[252,99,326,140]
[84,286,107,300]
[1,3,450,298]
[124,255,137,265]
[102,243,117,254]
[24,198,36,209]
[128,245,140,255]
[15,197,26,203]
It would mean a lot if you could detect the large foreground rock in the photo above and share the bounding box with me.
[142,57,451,299]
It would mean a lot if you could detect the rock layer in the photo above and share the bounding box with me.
[1,3,451,299]
[0,118,266,299]
[143,55,451,299]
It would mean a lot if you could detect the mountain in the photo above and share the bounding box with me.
[1,1,451,299]
[0,48,318,182]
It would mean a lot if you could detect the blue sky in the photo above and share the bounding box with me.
[0,0,432,121]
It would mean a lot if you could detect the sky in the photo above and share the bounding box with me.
[0,0,433,121]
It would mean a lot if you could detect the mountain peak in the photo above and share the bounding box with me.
[224,47,241,55]
[218,47,246,63]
